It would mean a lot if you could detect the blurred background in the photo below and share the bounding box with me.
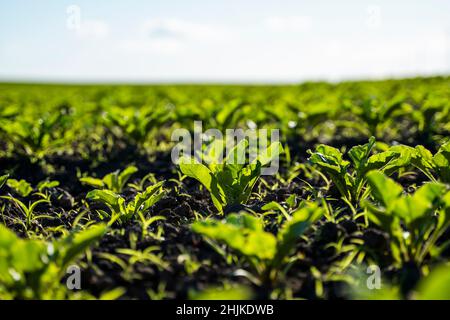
[0,0,449,83]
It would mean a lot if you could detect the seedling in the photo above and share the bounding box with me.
[0,196,50,230]
[80,166,138,193]
[399,141,450,183]
[6,179,33,197]
[0,223,106,299]
[308,137,413,206]
[3,110,71,161]
[192,202,324,285]
[86,181,165,225]
[179,139,283,213]
[347,97,410,137]
[103,106,172,147]
[363,171,450,267]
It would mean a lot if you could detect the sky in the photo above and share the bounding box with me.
[0,0,449,83]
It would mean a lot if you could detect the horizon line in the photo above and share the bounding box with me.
[1,73,449,86]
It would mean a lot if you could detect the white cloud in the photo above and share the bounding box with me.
[142,18,229,41]
[264,16,313,33]
[119,18,232,54]
[119,38,181,54]
[76,20,110,39]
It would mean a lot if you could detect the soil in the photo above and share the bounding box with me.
[0,133,448,300]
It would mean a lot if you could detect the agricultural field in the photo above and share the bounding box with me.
[0,76,450,300]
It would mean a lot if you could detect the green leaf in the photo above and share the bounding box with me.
[366,150,401,175]
[393,182,445,224]
[179,139,280,211]
[254,141,284,167]
[226,213,264,231]
[366,171,403,208]
[308,145,352,200]
[99,287,126,300]
[180,156,225,211]
[135,181,165,211]
[275,203,324,264]
[189,284,253,300]
[224,139,248,174]
[58,224,107,268]
[86,189,123,214]
[364,171,404,233]
[262,201,290,220]
[80,177,105,189]
[0,174,9,189]
[6,179,33,197]
[37,180,60,192]
[433,142,450,182]
[380,145,415,175]
[0,223,19,248]
[102,172,118,192]
[415,264,450,300]
[192,214,277,261]
[413,145,434,170]
[180,157,213,191]
[118,166,138,191]
[203,139,225,172]
[11,240,47,272]
[348,136,376,170]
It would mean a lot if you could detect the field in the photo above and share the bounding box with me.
[0,77,450,300]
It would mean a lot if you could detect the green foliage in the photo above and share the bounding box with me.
[426,141,450,183]
[192,203,324,284]
[0,223,106,299]
[189,284,253,300]
[0,174,9,190]
[0,196,50,230]
[363,171,450,266]
[180,139,283,212]
[37,180,60,193]
[80,166,138,193]
[415,264,450,300]
[308,137,408,203]
[87,181,165,225]
[349,263,450,300]
[103,106,172,146]
[350,97,410,137]
[6,179,33,197]
[5,178,60,198]
[0,78,449,300]
[2,109,71,161]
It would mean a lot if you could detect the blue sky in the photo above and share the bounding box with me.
[0,0,449,82]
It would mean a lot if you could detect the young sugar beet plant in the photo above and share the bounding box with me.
[80,166,138,193]
[2,109,71,162]
[1,177,62,231]
[363,171,450,269]
[86,181,166,228]
[179,138,283,214]
[5,178,34,197]
[308,137,414,209]
[400,141,450,183]
[102,105,172,148]
[352,141,450,184]
[348,96,410,138]
[4,178,59,199]
[0,223,109,299]
[192,202,324,290]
